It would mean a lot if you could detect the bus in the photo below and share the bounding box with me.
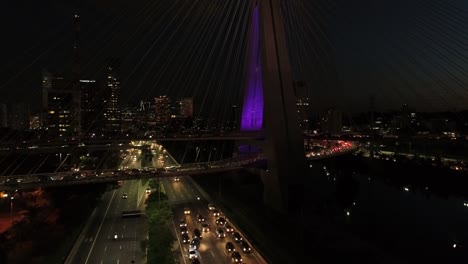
[122,210,145,218]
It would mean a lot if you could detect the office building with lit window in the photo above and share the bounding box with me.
[155,96,171,127]
[103,59,121,134]
[42,70,80,136]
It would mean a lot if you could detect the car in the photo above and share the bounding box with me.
[208,203,215,210]
[197,214,205,222]
[225,241,236,254]
[201,222,210,232]
[190,238,200,249]
[184,208,191,215]
[212,209,220,217]
[233,232,243,242]
[182,233,190,244]
[179,219,187,227]
[239,240,251,253]
[145,187,151,194]
[122,193,128,199]
[224,223,234,233]
[231,251,242,263]
[188,249,199,259]
[216,228,226,238]
[216,217,226,226]
[174,176,180,182]
[193,228,202,240]
[180,226,188,235]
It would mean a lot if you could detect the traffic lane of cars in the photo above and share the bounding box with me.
[185,183,261,263]
[85,181,145,264]
[167,175,264,263]
[166,177,233,263]
[183,203,227,263]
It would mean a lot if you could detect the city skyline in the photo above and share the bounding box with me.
[1,1,468,114]
[1,2,468,263]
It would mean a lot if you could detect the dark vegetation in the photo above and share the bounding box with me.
[0,184,107,263]
[143,179,175,264]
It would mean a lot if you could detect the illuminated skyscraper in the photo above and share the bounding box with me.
[42,70,80,136]
[296,97,310,132]
[155,96,171,126]
[104,59,121,133]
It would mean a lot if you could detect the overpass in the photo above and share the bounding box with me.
[0,157,264,191]
[2,132,463,155]
[305,134,468,144]
[0,139,358,191]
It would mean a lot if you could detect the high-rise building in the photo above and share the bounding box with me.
[178,98,193,118]
[72,14,81,83]
[42,70,80,136]
[296,97,310,132]
[0,103,7,128]
[103,59,121,133]
[155,96,171,126]
[80,79,103,135]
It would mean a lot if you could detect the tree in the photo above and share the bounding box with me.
[145,196,175,264]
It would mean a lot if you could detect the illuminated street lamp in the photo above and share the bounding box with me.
[10,197,14,223]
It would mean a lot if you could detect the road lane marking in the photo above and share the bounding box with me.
[171,218,187,264]
[104,246,107,252]
[117,259,119,264]
[210,251,215,257]
[84,189,117,264]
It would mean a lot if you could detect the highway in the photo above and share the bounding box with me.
[65,180,148,264]
[162,176,267,264]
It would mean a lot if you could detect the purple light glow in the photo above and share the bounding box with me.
[241,5,263,131]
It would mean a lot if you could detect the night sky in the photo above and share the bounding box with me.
[1,0,468,115]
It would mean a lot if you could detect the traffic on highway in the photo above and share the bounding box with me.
[162,175,267,264]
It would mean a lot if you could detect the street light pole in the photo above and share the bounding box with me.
[10,197,14,224]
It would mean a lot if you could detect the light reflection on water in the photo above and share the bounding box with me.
[305,166,468,262]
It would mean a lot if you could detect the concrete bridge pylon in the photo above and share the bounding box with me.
[240,0,306,214]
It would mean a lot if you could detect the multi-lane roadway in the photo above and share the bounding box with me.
[65,180,148,264]
[162,176,267,264]
[66,143,266,264]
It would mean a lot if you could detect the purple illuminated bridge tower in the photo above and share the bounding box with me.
[240,4,263,131]
[240,0,306,213]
